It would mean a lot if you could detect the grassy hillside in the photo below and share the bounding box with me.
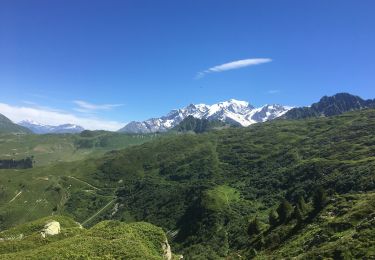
[0,131,162,166]
[0,215,178,259]
[244,192,375,259]
[0,114,30,134]
[0,131,165,229]
[93,109,375,258]
[0,159,102,228]
[1,109,374,258]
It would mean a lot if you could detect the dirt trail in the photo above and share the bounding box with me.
[81,199,115,226]
[67,176,101,190]
[9,191,22,203]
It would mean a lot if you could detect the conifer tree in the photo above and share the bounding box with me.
[293,205,303,222]
[268,210,279,226]
[247,217,262,237]
[297,195,308,214]
[277,199,293,223]
[313,186,327,211]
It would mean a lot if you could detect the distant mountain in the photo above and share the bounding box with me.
[18,120,84,134]
[0,113,31,134]
[283,93,375,119]
[172,115,227,133]
[119,99,291,133]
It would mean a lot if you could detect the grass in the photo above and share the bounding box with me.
[252,192,375,259]
[1,109,375,258]
[0,131,163,166]
[204,185,240,211]
[0,216,178,259]
[0,131,167,229]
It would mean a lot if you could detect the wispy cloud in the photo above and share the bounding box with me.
[0,102,125,131]
[73,100,123,113]
[196,58,272,79]
[267,89,280,94]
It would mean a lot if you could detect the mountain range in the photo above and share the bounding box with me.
[1,93,375,134]
[18,120,84,134]
[119,99,291,133]
[0,92,375,259]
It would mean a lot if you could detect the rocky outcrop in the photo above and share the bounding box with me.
[162,239,172,260]
[41,221,60,238]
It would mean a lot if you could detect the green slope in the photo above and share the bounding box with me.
[95,109,375,258]
[0,131,167,229]
[249,192,375,259]
[0,216,178,259]
[0,130,162,166]
[0,114,30,134]
[1,109,374,258]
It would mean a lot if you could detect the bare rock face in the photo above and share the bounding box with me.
[162,239,172,260]
[162,238,184,259]
[41,221,60,238]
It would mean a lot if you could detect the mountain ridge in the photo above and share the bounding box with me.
[172,115,227,133]
[4,93,374,133]
[18,120,84,134]
[0,113,31,134]
[119,99,291,133]
[283,92,375,119]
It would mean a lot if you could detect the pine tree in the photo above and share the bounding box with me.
[293,205,303,222]
[277,199,293,223]
[313,186,327,211]
[268,210,279,226]
[297,195,308,214]
[255,234,265,250]
[247,217,262,237]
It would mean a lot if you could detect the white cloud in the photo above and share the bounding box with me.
[0,102,125,131]
[73,100,123,113]
[196,58,272,78]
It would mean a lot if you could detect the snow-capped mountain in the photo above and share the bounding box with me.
[18,120,84,134]
[119,99,292,133]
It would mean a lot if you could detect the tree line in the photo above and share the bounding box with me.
[0,156,33,169]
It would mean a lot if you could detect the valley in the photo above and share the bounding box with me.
[1,102,374,258]
[2,1,374,258]
[0,131,162,166]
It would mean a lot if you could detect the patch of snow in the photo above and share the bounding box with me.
[119,99,292,133]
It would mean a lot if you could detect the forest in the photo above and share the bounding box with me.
[0,157,33,169]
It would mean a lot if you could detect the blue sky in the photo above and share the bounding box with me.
[1,0,374,130]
